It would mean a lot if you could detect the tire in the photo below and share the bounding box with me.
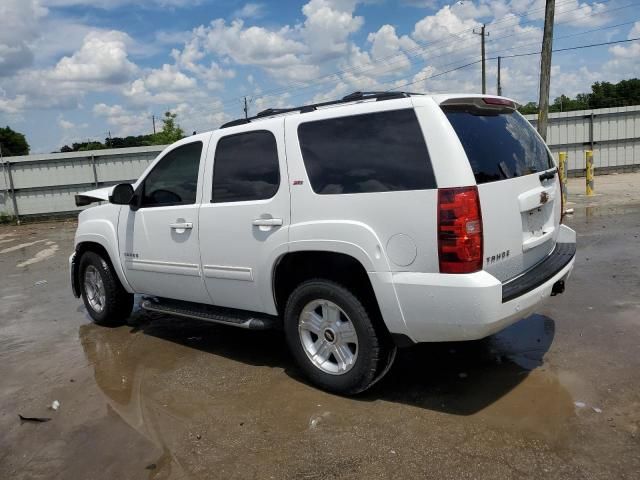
[284,279,387,395]
[79,251,133,326]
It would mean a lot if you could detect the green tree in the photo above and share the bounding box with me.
[151,111,185,145]
[518,102,538,114]
[0,126,29,156]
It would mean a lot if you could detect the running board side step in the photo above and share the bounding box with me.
[141,298,278,330]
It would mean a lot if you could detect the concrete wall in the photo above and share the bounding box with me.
[2,104,639,218]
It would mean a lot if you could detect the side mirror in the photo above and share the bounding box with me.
[109,183,134,205]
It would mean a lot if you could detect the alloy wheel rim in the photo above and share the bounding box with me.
[84,265,106,313]
[298,299,358,375]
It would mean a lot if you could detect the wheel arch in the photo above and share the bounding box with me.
[272,250,406,340]
[74,238,133,294]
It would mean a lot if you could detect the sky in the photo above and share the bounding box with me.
[0,0,638,153]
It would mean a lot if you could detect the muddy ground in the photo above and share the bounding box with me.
[1,173,639,479]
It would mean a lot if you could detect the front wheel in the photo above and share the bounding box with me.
[79,251,133,326]
[284,279,388,395]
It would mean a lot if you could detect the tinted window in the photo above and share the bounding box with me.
[212,130,280,203]
[141,141,202,207]
[443,107,553,184]
[298,109,436,194]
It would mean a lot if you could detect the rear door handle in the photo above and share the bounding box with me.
[252,218,283,227]
[169,222,193,230]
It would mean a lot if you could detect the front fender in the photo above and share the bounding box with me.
[75,205,134,293]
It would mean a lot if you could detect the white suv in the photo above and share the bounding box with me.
[70,91,576,394]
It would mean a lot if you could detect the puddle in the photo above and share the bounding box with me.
[571,204,640,220]
[78,309,577,478]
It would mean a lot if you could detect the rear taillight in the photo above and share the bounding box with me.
[438,186,483,274]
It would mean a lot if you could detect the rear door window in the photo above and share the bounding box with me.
[297,109,436,194]
[443,107,553,184]
[212,130,280,203]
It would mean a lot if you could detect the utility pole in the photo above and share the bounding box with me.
[152,114,156,134]
[473,24,489,94]
[537,0,555,141]
[243,96,251,119]
[497,56,502,96]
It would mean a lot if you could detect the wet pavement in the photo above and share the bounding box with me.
[1,180,639,479]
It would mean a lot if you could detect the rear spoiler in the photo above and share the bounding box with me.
[440,96,518,112]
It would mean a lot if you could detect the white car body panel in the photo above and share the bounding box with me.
[75,203,134,293]
[116,133,212,304]
[198,118,290,314]
[72,93,576,345]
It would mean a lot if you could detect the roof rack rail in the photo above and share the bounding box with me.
[220,91,412,129]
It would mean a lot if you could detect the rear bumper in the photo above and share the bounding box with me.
[390,225,576,343]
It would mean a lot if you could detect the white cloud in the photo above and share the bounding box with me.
[143,64,196,91]
[603,22,640,77]
[413,6,478,45]
[58,116,75,129]
[233,3,266,19]
[171,39,235,89]
[40,0,202,8]
[0,93,27,114]
[123,63,201,105]
[0,0,47,76]
[401,0,438,8]
[301,0,364,61]
[367,24,418,74]
[93,103,151,136]
[49,31,137,84]
[202,19,307,68]
[554,1,610,28]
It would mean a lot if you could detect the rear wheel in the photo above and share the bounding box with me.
[79,251,133,326]
[284,279,388,394]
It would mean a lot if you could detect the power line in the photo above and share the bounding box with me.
[389,37,640,91]
[248,0,632,106]
[208,0,619,113]
[203,0,636,120]
[495,36,640,59]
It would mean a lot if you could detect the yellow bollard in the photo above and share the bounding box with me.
[558,152,567,207]
[585,150,594,196]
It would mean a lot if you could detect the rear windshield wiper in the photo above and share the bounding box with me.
[539,170,555,181]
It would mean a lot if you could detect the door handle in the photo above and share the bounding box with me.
[170,222,193,230]
[252,218,283,227]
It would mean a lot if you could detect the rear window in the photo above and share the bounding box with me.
[298,109,436,194]
[443,107,553,184]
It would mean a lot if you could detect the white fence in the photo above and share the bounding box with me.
[2,104,639,219]
[1,145,164,219]
[524,105,640,176]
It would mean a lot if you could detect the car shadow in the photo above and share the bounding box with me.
[82,302,556,417]
[363,314,556,415]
